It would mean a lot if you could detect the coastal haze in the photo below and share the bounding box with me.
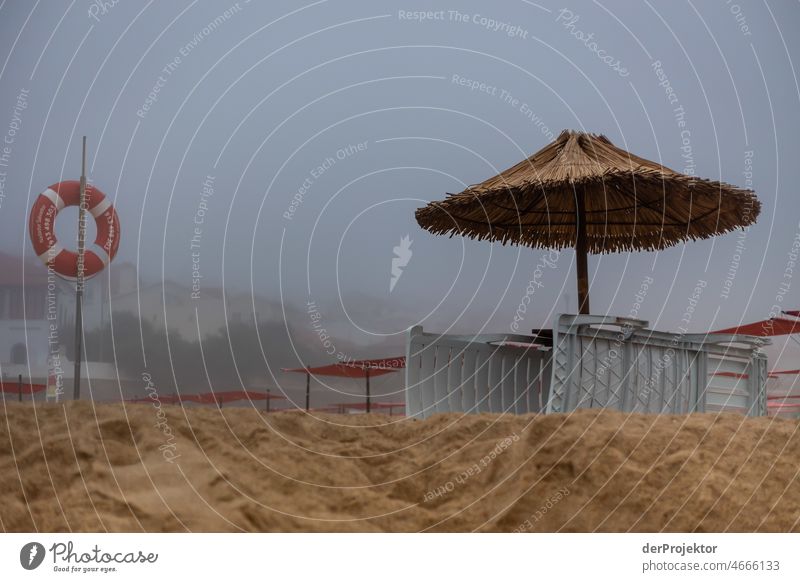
[0,0,798,407]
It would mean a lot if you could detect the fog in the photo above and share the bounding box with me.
[1,0,799,405]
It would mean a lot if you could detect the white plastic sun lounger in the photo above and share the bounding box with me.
[404,314,768,419]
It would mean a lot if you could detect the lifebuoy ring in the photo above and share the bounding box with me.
[28,180,120,280]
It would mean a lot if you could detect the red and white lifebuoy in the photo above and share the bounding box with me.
[28,180,120,280]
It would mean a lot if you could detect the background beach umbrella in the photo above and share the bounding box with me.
[416,130,759,315]
[282,357,404,412]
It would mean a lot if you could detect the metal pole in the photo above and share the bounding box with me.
[18,374,22,403]
[575,187,590,315]
[365,368,371,413]
[266,389,270,413]
[73,136,87,400]
[305,371,310,411]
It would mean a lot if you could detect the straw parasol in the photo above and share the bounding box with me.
[415,130,759,314]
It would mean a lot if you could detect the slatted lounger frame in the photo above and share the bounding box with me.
[547,315,768,416]
[404,327,551,419]
[404,315,768,419]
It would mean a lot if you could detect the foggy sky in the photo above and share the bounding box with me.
[2,0,800,392]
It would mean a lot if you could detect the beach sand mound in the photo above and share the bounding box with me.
[1,401,798,532]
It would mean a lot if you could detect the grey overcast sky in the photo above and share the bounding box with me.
[1,0,800,376]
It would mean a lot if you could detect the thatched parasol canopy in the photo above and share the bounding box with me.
[416,129,759,314]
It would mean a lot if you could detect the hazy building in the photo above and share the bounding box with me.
[0,252,53,386]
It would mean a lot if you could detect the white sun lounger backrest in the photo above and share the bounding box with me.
[405,315,768,418]
[705,352,767,415]
[546,314,768,416]
[404,326,551,419]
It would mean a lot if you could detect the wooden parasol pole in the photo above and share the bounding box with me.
[73,136,87,400]
[575,187,590,315]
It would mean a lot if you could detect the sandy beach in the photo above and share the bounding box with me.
[1,401,798,532]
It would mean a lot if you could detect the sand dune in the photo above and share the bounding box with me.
[1,401,799,532]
